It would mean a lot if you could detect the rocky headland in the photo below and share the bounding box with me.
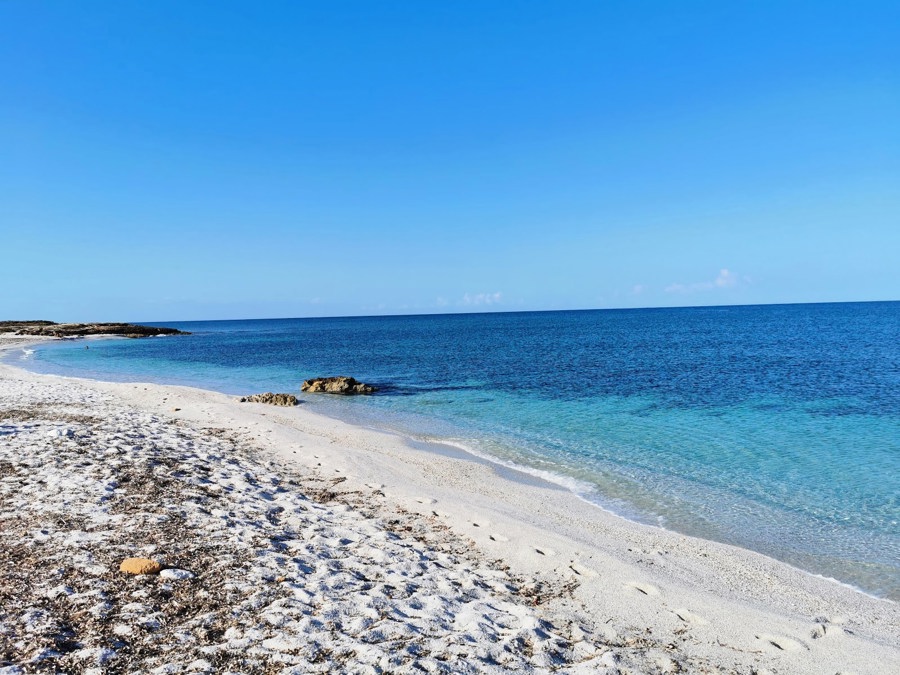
[0,321,188,338]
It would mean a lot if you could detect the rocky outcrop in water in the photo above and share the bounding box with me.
[301,376,377,395]
[3,321,188,338]
[239,393,298,406]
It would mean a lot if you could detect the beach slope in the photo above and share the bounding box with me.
[0,346,897,673]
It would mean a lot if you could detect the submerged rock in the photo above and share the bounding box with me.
[239,393,298,406]
[301,376,377,395]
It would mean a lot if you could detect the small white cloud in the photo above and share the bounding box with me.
[714,268,737,288]
[665,268,743,294]
[632,284,645,295]
[460,291,502,306]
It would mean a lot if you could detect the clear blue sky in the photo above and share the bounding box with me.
[1,1,897,321]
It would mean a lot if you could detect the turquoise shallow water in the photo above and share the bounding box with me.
[8,302,899,598]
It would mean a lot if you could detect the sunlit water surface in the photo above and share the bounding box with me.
[9,303,899,598]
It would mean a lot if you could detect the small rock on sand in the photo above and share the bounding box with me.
[239,392,298,406]
[119,558,162,575]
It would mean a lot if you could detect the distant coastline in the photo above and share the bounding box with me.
[0,320,188,338]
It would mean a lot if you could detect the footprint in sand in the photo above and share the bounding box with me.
[625,581,660,596]
[754,633,808,652]
[489,533,510,542]
[415,497,437,505]
[673,608,709,626]
[810,616,842,640]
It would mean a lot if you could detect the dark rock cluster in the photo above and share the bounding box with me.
[301,376,377,395]
[239,393,299,406]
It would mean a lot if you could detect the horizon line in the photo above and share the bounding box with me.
[124,297,898,325]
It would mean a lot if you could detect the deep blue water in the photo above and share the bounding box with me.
[9,302,900,598]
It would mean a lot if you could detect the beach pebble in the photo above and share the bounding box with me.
[600,650,620,667]
[119,558,162,575]
[223,627,243,640]
[137,615,163,630]
[573,641,598,660]
[160,568,195,580]
[26,649,59,664]
[150,664,181,675]
[73,647,117,665]
[82,564,108,576]
[44,585,74,599]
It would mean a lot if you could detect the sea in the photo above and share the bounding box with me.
[7,302,899,600]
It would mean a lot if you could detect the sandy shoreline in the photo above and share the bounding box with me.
[1,338,898,673]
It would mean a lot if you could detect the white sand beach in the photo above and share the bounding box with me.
[1,337,898,674]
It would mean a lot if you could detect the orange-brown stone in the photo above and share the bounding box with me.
[119,557,162,575]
